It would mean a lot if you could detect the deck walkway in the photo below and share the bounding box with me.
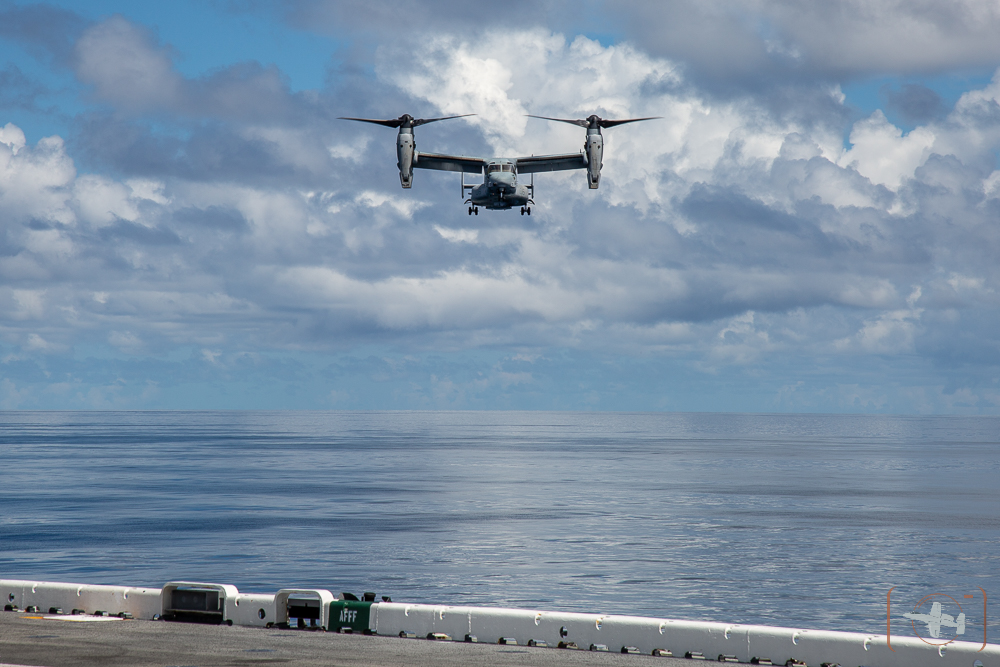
[0,612,688,667]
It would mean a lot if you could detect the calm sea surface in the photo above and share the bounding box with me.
[1,411,997,635]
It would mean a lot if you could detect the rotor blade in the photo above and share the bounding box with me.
[598,116,662,128]
[338,117,403,128]
[412,114,476,126]
[526,115,589,128]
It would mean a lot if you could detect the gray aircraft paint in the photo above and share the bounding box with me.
[339,113,659,212]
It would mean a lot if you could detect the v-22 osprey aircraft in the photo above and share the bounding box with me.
[339,113,659,215]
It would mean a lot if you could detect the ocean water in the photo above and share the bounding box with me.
[1,411,997,636]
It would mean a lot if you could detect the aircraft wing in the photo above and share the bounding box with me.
[414,152,485,174]
[515,153,588,174]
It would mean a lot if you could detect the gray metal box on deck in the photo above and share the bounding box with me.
[274,589,335,629]
[161,582,238,624]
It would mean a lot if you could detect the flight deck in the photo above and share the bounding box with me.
[1,578,995,667]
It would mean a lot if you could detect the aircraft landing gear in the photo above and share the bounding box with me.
[467,205,479,215]
[520,206,531,216]
[468,206,473,216]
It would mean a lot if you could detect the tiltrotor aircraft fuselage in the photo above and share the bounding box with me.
[339,113,659,215]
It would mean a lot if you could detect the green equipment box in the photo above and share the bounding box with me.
[329,600,373,633]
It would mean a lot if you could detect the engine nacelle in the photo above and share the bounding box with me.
[585,131,603,189]
[397,129,414,188]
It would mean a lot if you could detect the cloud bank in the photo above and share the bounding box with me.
[2,4,1000,411]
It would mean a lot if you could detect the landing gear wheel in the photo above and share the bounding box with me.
[520,207,525,216]
[474,207,478,215]
[468,206,473,216]
[527,207,531,216]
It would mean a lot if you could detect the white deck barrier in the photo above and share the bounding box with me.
[2,580,161,619]
[231,591,277,626]
[2,579,996,666]
[371,602,998,665]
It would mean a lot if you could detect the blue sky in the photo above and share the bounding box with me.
[3,0,1000,412]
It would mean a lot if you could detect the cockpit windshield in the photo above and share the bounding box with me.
[488,164,515,173]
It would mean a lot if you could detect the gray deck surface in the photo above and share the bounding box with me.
[0,612,691,667]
